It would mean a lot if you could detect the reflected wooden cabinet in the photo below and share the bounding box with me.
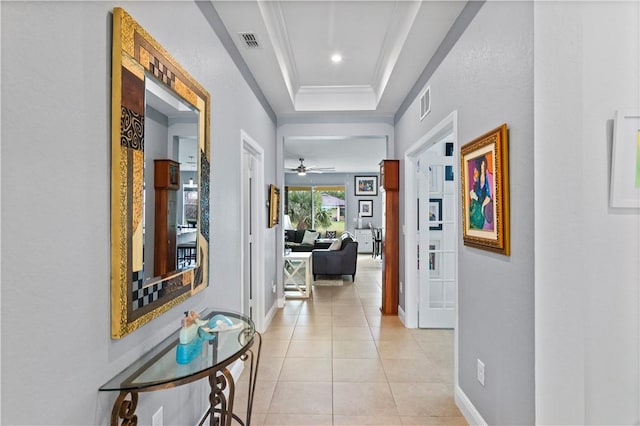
[380,160,399,315]
[154,159,180,276]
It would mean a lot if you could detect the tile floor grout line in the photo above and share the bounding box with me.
[257,255,464,425]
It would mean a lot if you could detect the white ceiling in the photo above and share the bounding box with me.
[283,136,387,173]
[211,0,468,172]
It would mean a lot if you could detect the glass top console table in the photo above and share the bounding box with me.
[100,309,261,426]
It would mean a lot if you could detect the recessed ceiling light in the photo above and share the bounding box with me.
[331,53,342,64]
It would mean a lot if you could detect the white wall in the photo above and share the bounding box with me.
[534,2,640,424]
[395,2,535,424]
[1,2,276,425]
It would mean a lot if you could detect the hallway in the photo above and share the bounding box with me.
[236,255,466,425]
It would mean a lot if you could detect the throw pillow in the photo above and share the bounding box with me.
[301,230,319,245]
[328,239,342,251]
[325,230,337,238]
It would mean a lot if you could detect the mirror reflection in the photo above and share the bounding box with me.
[111,7,211,338]
[143,74,199,282]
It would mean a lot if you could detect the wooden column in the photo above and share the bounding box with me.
[154,159,180,277]
[379,160,399,315]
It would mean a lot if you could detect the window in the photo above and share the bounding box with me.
[285,186,345,235]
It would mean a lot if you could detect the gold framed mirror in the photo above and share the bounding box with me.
[111,8,211,338]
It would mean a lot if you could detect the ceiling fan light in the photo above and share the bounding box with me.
[298,170,306,176]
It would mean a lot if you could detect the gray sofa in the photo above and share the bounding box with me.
[285,229,332,252]
[311,235,358,281]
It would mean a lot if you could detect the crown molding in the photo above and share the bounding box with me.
[295,85,377,111]
[257,0,299,107]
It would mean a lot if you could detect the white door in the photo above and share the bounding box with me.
[241,152,255,319]
[241,132,265,331]
[417,136,456,328]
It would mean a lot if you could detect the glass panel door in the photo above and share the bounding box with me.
[418,137,456,328]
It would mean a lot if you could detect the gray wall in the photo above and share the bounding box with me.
[1,2,276,425]
[394,2,534,424]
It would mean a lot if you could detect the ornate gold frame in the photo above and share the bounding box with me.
[111,8,211,338]
[268,184,280,228]
[460,124,510,255]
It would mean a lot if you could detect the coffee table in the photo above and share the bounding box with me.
[284,251,313,299]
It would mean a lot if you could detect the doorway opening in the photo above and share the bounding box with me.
[404,110,458,329]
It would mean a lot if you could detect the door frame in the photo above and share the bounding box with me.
[404,110,458,328]
[241,130,265,332]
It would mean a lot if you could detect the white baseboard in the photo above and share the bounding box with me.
[229,359,244,381]
[262,301,278,332]
[398,304,407,326]
[455,385,487,426]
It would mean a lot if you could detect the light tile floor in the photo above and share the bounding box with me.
[236,255,467,426]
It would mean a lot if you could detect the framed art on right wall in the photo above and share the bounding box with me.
[460,123,510,255]
[610,109,640,208]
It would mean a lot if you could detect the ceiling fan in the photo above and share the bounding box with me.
[285,158,335,175]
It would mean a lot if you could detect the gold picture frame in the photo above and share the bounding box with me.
[268,184,280,228]
[460,124,510,255]
[110,8,211,338]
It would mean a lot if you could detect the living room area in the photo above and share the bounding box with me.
[284,228,381,299]
[282,170,386,299]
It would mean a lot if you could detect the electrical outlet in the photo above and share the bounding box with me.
[272,280,276,293]
[477,359,485,386]
[400,281,403,293]
[152,406,163,426]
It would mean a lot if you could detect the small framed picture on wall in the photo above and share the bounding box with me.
[358,200,373,217]
[268,184,280,228]
[354,176,378,196]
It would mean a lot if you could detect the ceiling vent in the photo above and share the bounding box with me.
[239,33,261,49]
[419,86,431,120]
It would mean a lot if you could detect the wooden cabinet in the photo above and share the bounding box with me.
[379,159,399,190]
[154,160,180,276]
[354,229,373,253]
[154,159,180,190]
[380,160,399,315]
